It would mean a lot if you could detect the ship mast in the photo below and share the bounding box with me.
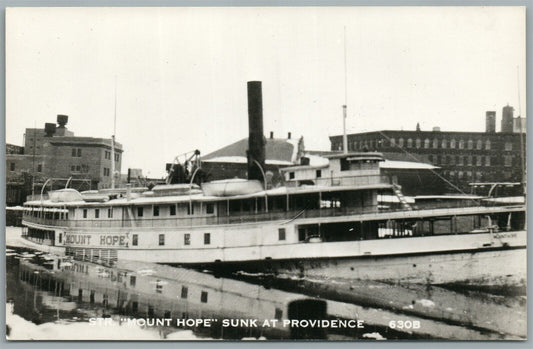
[342,26,348,154]
[111,77,117,189]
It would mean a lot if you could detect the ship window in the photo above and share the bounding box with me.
[278,228,286,241]
[206,203,214,214]
[95,209,100,219]
[153,206,159,217]
[137,207,143,217]
[184,233,190,245]
[10,163,15,171]
[130,276,136,287]
[83,209,87,218]
[58,234,62,243]
[289,172,295,179]
[170,205,176,216]
[340,158,350,171]
[108,208,113,218]
[156,280,163,294]
[181,286,188,299]
[158,234,165,246]
[201,291,208,303]
[77,148,82,157]
[316,170,322,178]
[132,234,138,246]
[37,164,42,172]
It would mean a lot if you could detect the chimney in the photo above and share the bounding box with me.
[270,131,274,139]
[44,123,56,137]
[57,114,68,128]
[501,105,514,133]
[288,132,291,139]
[485,111,496,133]
[247,81,266,183]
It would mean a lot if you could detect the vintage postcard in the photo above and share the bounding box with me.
[5,6,527,340]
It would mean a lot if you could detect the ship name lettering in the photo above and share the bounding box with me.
[65,234,91,245]
[100,235,127,246]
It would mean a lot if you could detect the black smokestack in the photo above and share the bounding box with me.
[247,81,266,183]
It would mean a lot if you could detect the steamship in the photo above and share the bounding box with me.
[20,82,526,290]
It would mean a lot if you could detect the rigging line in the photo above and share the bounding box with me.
[375,130,481,204]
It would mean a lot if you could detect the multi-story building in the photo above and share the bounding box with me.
[330,107,526,194]
[6,115,123,204]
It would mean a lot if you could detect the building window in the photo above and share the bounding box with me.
[72,148,77,157]
[449,155,455,165]
[467,156,473,166]
[458,171,464,179]
[407,138,413,148]
[184,233,190,245]
[153,206,160,217]
[477,140,483,150]
[458,156,464,166]
[279,228,286,241]
[37,164,42,172]
[137,207,144,217]
[83,209,87,218]
[170,205,176,216]
[132,234,138,246]
[76,165,81,172]
[467,140,473,149]
[10,163,15,171]
[485,156,491,167]
[424,139,430,148]
[415,139,421,148]
[204,233,210,245]
[316,170,322,178]
[201,291,208,303]
[398,138,404,147]
[108,208,113,218]
[476,156,482,166]
[158,234,165,246]
[390,138,396,146]
[505,142,513,151]
[504,155,513,167]
[77,148,82,157]
[450,139,456,148]
[181,286,188,299]
[485,140,491,150]
[428,155,433,163]
[130,276,136,287]
[115,153,120,162]
[206,203,214,214]
[95,209,100,218]
[289,172,295,179]
[441,139,447,149]
[459,140,465,149]
[432,139,438,149]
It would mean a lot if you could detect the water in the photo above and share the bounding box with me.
[5,245,527,341]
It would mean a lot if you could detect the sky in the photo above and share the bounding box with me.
[6,6,526,177]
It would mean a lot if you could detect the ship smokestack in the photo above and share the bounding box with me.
[247,81,266,183]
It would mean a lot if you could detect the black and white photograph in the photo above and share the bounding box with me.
[4,6,527,341]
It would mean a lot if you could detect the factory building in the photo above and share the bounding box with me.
[330,106,526,194]
[6,115,123,205]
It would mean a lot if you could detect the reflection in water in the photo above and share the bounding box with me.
[5,247,526,341]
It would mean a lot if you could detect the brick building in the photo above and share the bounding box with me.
[6,115,123,204]
[330,107,526,194]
